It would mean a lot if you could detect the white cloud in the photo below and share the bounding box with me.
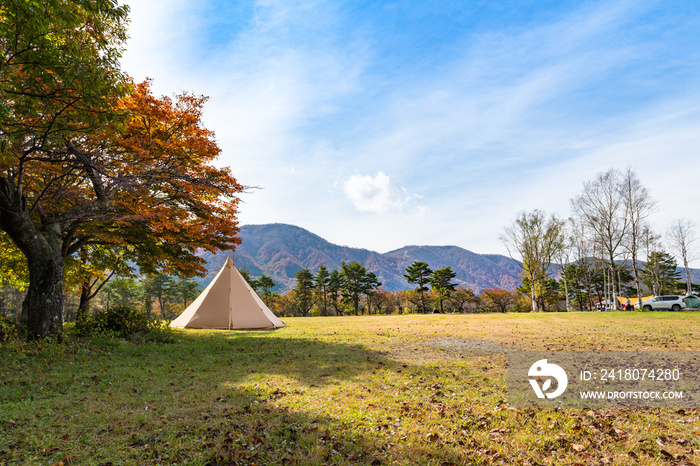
[119,0,700,258]
[343,172,420,214]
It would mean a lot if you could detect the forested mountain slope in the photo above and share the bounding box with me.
[197,224,522,293]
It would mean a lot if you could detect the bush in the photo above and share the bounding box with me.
[76,306,177,343]
[89,305,149,336]
[0,316,22,342]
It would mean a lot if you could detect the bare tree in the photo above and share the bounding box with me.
[553,222,574,311]
[621,168,656,308]
[667,219,697,294]
[500,210,565,312]
[568,218,601,311]
[571,169,631,310]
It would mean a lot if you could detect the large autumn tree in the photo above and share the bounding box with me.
[0,0,128,338]
[0,2,243,338]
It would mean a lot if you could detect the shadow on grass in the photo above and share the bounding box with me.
[0,330,474,465]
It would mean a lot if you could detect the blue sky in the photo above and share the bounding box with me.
[121,0,700,260]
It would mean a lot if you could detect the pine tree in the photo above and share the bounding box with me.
[404,261,433,313]
[328,269,343,316]
[314,265,331,316]
[340,262,380,315]
[257,275,275,304]
[641,252,680,295]
[430,267,457,313]
[294,269,314,316]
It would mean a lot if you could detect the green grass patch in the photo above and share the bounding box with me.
[1,313,699,465]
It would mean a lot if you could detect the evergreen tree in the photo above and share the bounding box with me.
[562,264,590,311]
[363,271,381,314]
[340,261,380,315]
[328,269,343,316]
[171,279,200,311]
[239,269,259,292]
[314,265,331,316]
[257,275,275,304]
[104,277,139,310]
[294,269,314,317]
[641,252,680,295]
[404,261,433,313]
[142,274,174,316]
[429,267,457,313]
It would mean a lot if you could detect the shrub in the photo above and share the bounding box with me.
[90,305,149,336]
[78,306,177,343]
[0,316,22,342]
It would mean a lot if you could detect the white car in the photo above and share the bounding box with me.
[635,295,687,311]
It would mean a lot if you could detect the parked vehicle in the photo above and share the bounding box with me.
[635,295,687,311]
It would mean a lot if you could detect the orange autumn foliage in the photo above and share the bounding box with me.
[7,79,245,278]
[76,80,244,276]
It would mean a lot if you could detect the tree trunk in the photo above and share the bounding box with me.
[1,176,65,338]
[76,278,92,324]
[21,224,65,339]
[608,260,619,310]
[632,253,643,309]
[562,275,570,311]
[528,270,538,312]
[684,259,691,295]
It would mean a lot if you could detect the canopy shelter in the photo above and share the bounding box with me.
[170,257,284,330]
[617,296,654,307]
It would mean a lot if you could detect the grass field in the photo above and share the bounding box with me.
[1,312,699,465]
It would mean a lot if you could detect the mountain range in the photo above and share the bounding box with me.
[196,223,700,294]
[197,223,522,293]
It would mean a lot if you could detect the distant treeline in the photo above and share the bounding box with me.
[1,258,697,325]
[246,259,698,317]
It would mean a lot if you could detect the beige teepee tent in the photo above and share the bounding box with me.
[170,257,284,330]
